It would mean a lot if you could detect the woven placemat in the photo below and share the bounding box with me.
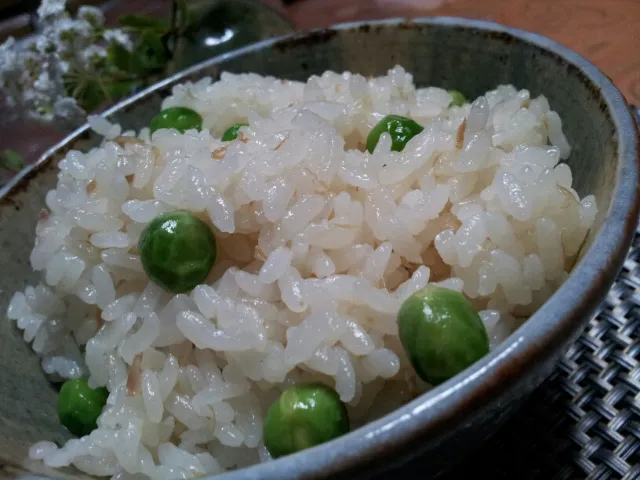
[444,237,640,480]
[445,111,640,480]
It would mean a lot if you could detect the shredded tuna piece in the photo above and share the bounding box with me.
[255,245,266,261]
[96,309,103,331]
[113,136,144,148]
[127,353,142,396]
[456,119,466,150]
[212,146,227,159]
[274,138,286,151]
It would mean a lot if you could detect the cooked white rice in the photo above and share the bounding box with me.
[9,66,597,479]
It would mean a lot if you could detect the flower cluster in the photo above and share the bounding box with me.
[0,0,132,124]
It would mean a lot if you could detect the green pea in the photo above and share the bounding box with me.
[150,107,203,134]
[397,286,489,386]
[366,114,424,153]
[58,377,108,437]
[264,383,349,458]
[139,210,217,293]
[448,90,467,107]
[221,123,249,141]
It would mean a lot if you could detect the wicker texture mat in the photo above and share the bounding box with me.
[445,110,640,479]
[444,230,640,480]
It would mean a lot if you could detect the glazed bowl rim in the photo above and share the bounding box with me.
[2,16,638,480]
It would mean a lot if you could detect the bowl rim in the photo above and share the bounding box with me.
[3,15,639,480]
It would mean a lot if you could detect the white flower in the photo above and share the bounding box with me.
[37,0,67,21]
[33,71,52,92]
[22,88,55,121]
[21,51,43,80]
[81,45,107,68]
[0,37,19,84]
[35,34,56,55]
[53,96,86,123]
[1,0,140,126]
[58,60,71,74]
[83,45,106,59]
[51,17,92,49]
[77,6,104,27]
[0,37,17,70]
[103,29,133,51]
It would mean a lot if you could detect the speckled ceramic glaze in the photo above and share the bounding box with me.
[0,17,638,480]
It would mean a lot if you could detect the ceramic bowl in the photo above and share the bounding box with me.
[0,17,638,480]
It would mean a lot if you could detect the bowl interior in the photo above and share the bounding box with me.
[0,18,625,478]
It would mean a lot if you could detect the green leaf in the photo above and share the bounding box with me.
[0,149,25,173]
[64,71,108,113]
[105,78,138,100]
[107,41,134,73]
[92,26,106,40]
[177,0,190,31]
[131,31,169,75]
[118,14,171,33]
[108,31,169,76]
[78,78,108,112]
